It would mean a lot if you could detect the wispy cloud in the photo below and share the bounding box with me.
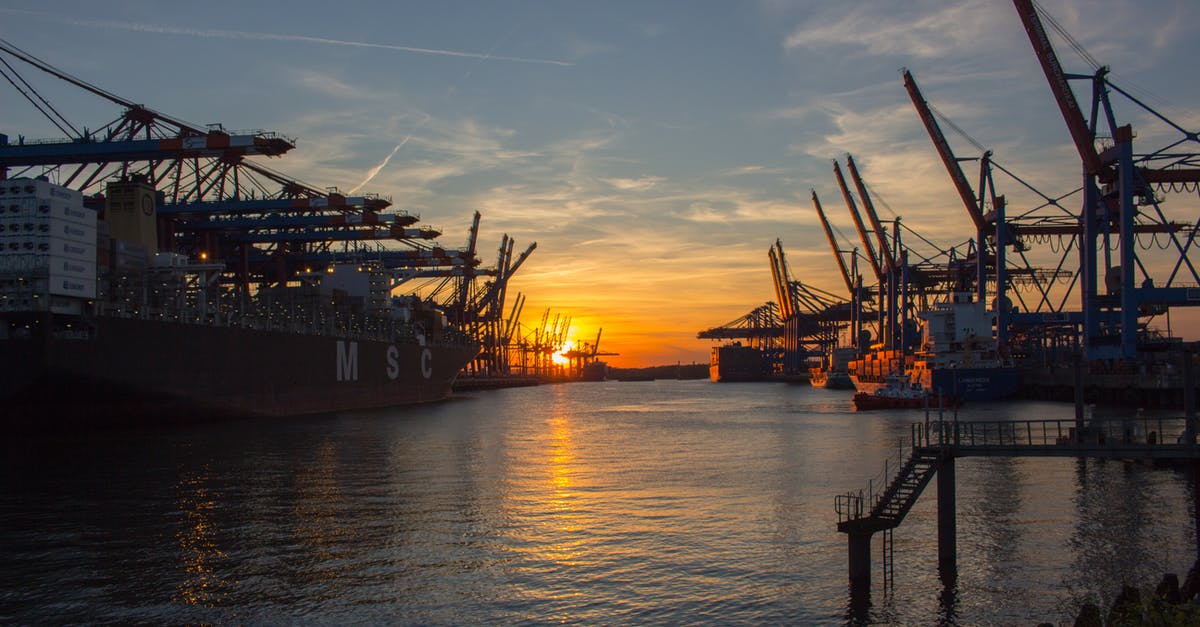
[0,7,574,66]
[601,176,663,191]
[784,1,1009,59]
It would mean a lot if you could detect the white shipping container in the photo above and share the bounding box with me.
[1,199,36,217]
[49,256,95,280]
[48,274,96,299]
[152,252,186,268]
[54,220,96,245]
[49,237,96,263]
[0,178,84,205]
[0,217,27,234]
[1,238,29,255]
[48,201,96,227]
[49,298,83,315]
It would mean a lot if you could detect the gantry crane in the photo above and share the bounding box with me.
[811,189,866,352]
[1013,0,1200,360]
[834,157,912,351]
[846,155,914,350]
[0,37,538,375]
[562,328,618,379]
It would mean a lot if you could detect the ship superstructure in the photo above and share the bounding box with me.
[848,293,1017,402]
[908,292,1018,401]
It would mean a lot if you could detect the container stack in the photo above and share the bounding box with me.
[0,178,97,311]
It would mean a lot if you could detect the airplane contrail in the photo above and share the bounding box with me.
[350,25,519,192]
[348,137,410,195]
[0,8,574,67]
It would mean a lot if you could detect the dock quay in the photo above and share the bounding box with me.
[1017,353,1200,408]
[452,376,541,392]
[835,410,1200,607]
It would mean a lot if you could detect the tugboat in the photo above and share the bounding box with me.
[853,374,957,410]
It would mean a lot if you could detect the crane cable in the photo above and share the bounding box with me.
[928,102,987,155]
[1033,0,1101,72]
[0,55,79,138]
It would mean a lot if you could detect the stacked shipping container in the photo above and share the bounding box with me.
[0,178,97,311]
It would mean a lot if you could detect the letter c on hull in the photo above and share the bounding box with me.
[421,348,433,379]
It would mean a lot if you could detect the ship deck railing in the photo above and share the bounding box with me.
[88,301,425,344]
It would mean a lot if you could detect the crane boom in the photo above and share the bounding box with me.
[1012,0,1200,185]
[833,160,881,280]
[768,242,794,320]
[845,155,896,274]
[1011,0,1105,177]
[810,189,855,296]
[0,37,206,136]
[901,69,988,233]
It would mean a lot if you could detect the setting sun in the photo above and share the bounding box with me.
[551,341,573,366]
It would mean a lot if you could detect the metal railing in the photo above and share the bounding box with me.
[912,415,1193,450]
[838,411,1199,524]
[835,433,919,524]
[835,491,865,524]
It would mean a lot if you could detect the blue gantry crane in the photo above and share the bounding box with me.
[1013,0,1200,361]
[0,37,536,376]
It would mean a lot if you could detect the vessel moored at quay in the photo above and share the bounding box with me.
[849,292,1018,403]
[809,346,855,390]
[709,343,767,382]
[0,176,479,428]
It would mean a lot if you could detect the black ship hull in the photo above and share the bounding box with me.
[1,313,478,428]
[709,344,765,382]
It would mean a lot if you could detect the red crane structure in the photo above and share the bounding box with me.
[1013,0,1200,360]
[811,189,864,350]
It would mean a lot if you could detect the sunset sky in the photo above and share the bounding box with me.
[2,1,1198,367]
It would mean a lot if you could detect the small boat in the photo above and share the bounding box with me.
[853,374,957,411]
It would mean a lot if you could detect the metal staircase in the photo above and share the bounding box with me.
[837,447,944,534]
[871,449,942,525]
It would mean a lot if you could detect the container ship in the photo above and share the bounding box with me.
[809,346,856,389]
[709,343,765,382]
[849,293,1018,403]
[0,177,479,427]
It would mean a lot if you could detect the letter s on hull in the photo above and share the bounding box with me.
[387,345,400,380]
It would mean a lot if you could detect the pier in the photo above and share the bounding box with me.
[835,411,1200,598]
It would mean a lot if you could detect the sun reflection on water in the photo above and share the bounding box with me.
[543,414,584,562]
[173,466,228,608]
[292,439,349,587]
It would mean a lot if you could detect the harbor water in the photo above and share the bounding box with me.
[2,379,1197,624]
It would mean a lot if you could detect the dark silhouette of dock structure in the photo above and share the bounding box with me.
[838,360,1199,596]
[835,387,1200,619]
[837,413,1200,580]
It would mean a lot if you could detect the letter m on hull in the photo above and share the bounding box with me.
[337,340,359,382]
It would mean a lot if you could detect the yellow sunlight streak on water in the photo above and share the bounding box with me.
[538,414,587,567]
[174,467,228,608]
